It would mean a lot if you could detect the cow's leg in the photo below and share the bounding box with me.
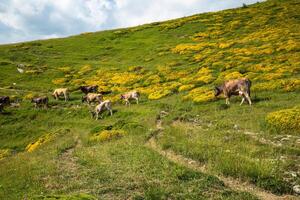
[135,97,139,104]
[240,97,245,106]
[225,98,230,105]
[96,112,99,120]
[109,109,113,116]
[245,93,252,105]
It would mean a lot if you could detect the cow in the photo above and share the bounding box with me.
[91,100,113,120]
[80,85,98,94]
[214,78,252,105]
[120,91,140,106]
[0,96,10,105]
[52,88,69,101]
[82,93,103,104]
[31,96,48,109]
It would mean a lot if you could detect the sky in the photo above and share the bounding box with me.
[0,0,263,44]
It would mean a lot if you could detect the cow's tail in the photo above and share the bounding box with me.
[246,79,251,97]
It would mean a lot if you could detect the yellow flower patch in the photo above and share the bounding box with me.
[52,78,68,85]
[255,73,284,81]
[171,43,215,54]
[183,87,215,103]
[58,67,72,74]
[89,130,126,142]
[25,133,53,152]
[78,65,92,75]
[0,149,12,160]
[148,89,172,100]
[219,42,234,49]
[178,84,195,92]
[282,79,300,92]
[23,93,36,100]
[266,107,300,133]
[252,81,282,92]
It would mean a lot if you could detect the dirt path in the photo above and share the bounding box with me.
[146,117,298,200]
[44,137,88,192]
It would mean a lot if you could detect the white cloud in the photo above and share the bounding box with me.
[0,0,263,44]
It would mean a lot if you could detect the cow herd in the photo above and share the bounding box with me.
[0,78,252,118]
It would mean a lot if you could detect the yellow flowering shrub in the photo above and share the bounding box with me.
[178,84,195,92]
[110,72,142,85]
[23,93,36,100]
[0,149,12,160]
[196,74,215,84]
[89,130,126,142]
[144,75,162,85]
[282,79,300,92]
[266,107,300,134]
[219,42,234,49]
[277,40,300,52]
[194,53,205,62]
[52,78,68,85]
[25,133,53,152]
[249,64,274,73]
[148,89,172,100]
[162,81,182,91]
[223,71,243,80]
[252,81,282,92]
[70,78,85,86]
[171,43,215,54]
[58,67,72,74]
[196,67,215,84]
[183,87,215,103]
[255,72,284,81]
[78,65,92,75]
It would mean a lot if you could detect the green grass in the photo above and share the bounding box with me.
[0,0,300,199]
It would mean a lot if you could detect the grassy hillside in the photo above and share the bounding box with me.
[0,0,299,199]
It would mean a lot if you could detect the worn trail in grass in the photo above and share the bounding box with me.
[145,125,297,200]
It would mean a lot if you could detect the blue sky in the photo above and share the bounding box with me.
[0,0,263,44]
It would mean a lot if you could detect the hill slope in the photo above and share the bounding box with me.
[0,0,299,199]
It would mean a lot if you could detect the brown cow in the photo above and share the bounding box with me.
[214,78,252,105]
[52,88,69,101]
[31,96,49,108]
[0,96,10,105]
[91,100,113,120]
[82,93,103,104]
[120,91,140,106]
[80,85,98,94]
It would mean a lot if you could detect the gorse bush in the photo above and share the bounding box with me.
[89,130,127,142]
[25,133,54,152]
[266,107,300,134]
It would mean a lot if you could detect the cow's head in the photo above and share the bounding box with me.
[120,94,125,99]
[214,86,222,97]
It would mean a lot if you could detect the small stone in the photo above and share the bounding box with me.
[293,185,300,194]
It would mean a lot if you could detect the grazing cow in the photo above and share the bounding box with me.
[82,93,103,104]
[91,100,113,120]
[0,96,10,105]
[120,91,140,106]
[80,85,98,94]
[214,78,252,105]
[52,88,69,101]
[31,96,48,108]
